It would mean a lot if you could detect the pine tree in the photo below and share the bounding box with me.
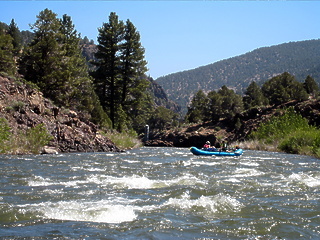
[121,20,148,106]
[58,14,89,107]
[185,90,209,123]
[59,14,111,126]
[120,20,149,131]
[20,8,64,100]
[243,81,268,109]
[130,88,155,131]
[148,106,178,131]
[218,85,244,119]
[93,12,149,131]
[93,12,124,129]
[18,9,109,126]
[7,19,22,56]
[207,90,223,122]
[262,72,308,105]
[304,75,319,98]
[0,26,16,75]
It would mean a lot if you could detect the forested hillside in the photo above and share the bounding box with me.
[0,10,180,141]
[156,39,320,114]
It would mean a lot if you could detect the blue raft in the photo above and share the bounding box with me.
[190,146,243,156]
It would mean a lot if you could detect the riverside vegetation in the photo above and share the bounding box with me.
[0,10,176,154]
[0,119,52,154]
[249,107,320,158]
[147,72,320,158]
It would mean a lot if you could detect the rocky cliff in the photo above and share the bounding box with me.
[0,75,120,154]
[145,99,320,148]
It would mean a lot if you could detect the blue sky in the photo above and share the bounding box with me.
[1,1,320,79]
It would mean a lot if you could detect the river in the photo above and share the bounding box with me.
[0,147,319,239]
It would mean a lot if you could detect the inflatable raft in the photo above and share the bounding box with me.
[190,146,243,156]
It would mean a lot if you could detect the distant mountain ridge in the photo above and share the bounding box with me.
[156,39,320,115]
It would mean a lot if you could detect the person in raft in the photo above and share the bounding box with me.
[221,141,228,151]
[202,141,217,151]
[203,141,211,149]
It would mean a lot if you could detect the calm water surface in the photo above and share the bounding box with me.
[0,147,319,239]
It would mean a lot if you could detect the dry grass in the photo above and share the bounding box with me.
[232,140,279,152]
[105,130,143,150]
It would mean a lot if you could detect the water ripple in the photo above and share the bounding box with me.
[0,147,319,239]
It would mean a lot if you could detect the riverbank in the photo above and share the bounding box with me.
[145,99,320,158]
[0,74,120,154]
[2,74,320,156]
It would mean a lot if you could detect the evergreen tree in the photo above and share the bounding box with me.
[121,75,155,132]
[7,19,22,56]
[0,27,16,75]
[185,90,209,123]
[59,14,110,126]
[93,12,124,129]
[217,85,244,119]
[81,36,90,45]
[148,106,178,131]
[132,89,155,132]
[20,8,64,100]
[186,86,244,123]
[19,9,109,126]
[304,75,319,98]
[262,72,308,105]
[120,19,149,131]
[0,22,8,32]
[243,81,268,109]
[58,14,89,107]
[20,30,34,46]
[207,90,223,122]
[93,12,150,131]
[121,20,148,106]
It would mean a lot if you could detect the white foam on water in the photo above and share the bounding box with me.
[241,161,260,167]
[233,168,264,178]
[183,160,192,166]
[100,175,155,189]
[28,175,88,188]
[122,159,140,163]
[171,150,187,156]
[191,160,220,166]
[164,192,242,217]
[288,173,320,188]
[224,178,241,183]
[87,175,160,189]
[86,173,205,190]
[28,176,54,187]
[22,199,138,224]
[114,175,155,189]
[86,167,105,172]
[168,174,206,187]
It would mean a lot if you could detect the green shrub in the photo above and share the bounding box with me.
[250,107,320,157]
[310,134,320,158]
[0,118,11,153]
[25,124,53,154]
[1,123,53,154]
[278,129,320,155]
[4,106,14,113]
[250,107,311,143]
